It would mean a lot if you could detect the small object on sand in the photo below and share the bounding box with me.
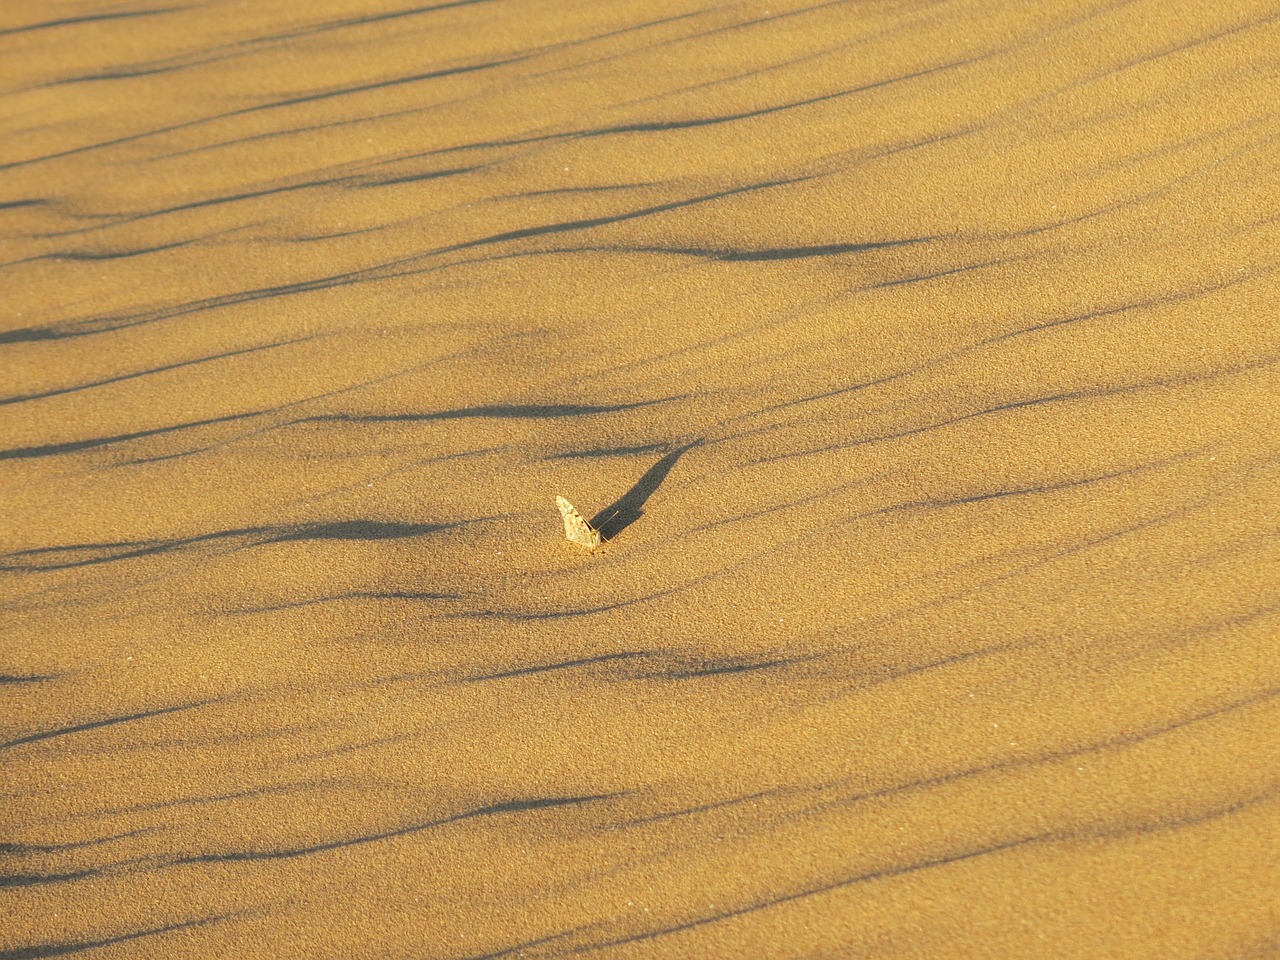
[555,496,601,550]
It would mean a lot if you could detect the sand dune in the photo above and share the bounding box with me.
[2,1,1279,957]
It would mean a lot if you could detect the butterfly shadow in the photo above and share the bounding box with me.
[592,441,699,540]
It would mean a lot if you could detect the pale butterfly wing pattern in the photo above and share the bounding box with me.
[556,496,601,549]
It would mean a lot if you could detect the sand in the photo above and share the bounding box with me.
[2,1,1279,957]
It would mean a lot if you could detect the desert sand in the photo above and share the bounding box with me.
[2,1,1279,957]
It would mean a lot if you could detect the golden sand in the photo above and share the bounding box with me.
[2,1,1278,957]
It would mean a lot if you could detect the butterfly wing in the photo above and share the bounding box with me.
[555,496,601,549]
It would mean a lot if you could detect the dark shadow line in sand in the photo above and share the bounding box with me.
[179,793,623,864]
[0,913,231,960]
[1,520,458,572]
[0,8,178,39]
[608,785,797,832]
[0,175,807,345]
[654,653,822,681]
[593,442,698,538]
[453,651,653,684]
[0,868,101,888]
[0,828,153,855]
[0,336,314,407]
[305,399,675,424]
[0,52,529,173]
[264,520,448,543]
[0,411,269,461]
[548,442,671,460]
[1,700,214,751]
[224,590,460,615]
[44,0,501,88]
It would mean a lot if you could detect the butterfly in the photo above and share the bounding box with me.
[555,496,601,550]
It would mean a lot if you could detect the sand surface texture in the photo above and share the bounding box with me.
[3,2,1279,957]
